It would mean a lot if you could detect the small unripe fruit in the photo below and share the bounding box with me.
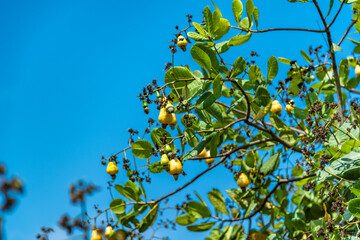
[142,100,148,108]
[143,107,149,114]
[285,100,295,115]
[107,162,119,176]
[205,151,215,164]
[231,207,239,218]
[168,159,183,178]
[110,230,127,240]
[270,100,282,115]
[164,144,172,153]
[177,35,188,51]
[356,65,360,76]
[161,154,170,166]
[126,169,133,177]
[197,148,207,158]
[237,173,250,187]
[169,114,177,130]
[158,108,176,127]
[104,225,113,238]
[91,228,103,240]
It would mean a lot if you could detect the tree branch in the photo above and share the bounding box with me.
[153,138,274,204]
[338,19,357,47]
[313,0,344,124]
[229,78,251,122]
[215,101,306,135]
[328,0,345,28]
[212,173,316,222]
[230,26,326,33]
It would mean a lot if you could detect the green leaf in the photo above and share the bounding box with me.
[213,41,230,54]
[326,0,334,16]
[245,150,259,168]
[316,150,360,182]
[165,67,195,90]
[292,165,303,177]
[213,18,230,40]
[253,7,259,27]
[228,33,252,46]
[226,188,251,207]
[267,56,278,82]
[231,56,246,78]
[191,45,213,71]
[331,43,343,53]
[209,132,219,158]
[279,129,297,145]
[269,113,288,131]
[346,77,360,89]
[232,0,243,24]
[248,65,261,82]
[305,92,319,108]
[208,189,229,216]
[348,199,360,217]
[210,0,222,17]
[288,77,302,97]
[213,74,222,99]
[254,103,271,121]
[203,6,213,34]
[300,50,312,64]
[125,181,142,198]
[185,201,212,218]
[193,22,207,36]
[195,92,216,110]
[187,222,216,232]
[328,122,359,148]
[132,140,153,159]
[119,205,148,227]
[206,103,224,122]
[244,198,257,217]
[175,215,198,226]
[110,198,125,214]
[138,204,159,232]
[341,140,360,154]
[149,161,164,173]
[339,59,349,86]
[350,186,360,198]
[261,150,281,175]
[193,43,219,72]
[245,0,254,27]
[184,129,199,147]
[278,57,292,65]
[212,10,221,35]
[187,32,209,42]
[182,139,206,161]
[151,128,175,151]
[181,114,200,130]
[115,182,140,202]
[254,86,271,106]
[292,107,309,120]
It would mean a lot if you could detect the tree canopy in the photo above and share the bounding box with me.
[57,0,360,239]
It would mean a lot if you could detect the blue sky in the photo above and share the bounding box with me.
[0,0,357,239]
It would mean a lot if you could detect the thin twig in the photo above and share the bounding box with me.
[230,26,326,33]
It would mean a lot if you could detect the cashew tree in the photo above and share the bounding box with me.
[85,0,360,239]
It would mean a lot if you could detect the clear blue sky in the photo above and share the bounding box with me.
[0,0,356,239]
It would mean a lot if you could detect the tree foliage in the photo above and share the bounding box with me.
[83,0,360,239]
